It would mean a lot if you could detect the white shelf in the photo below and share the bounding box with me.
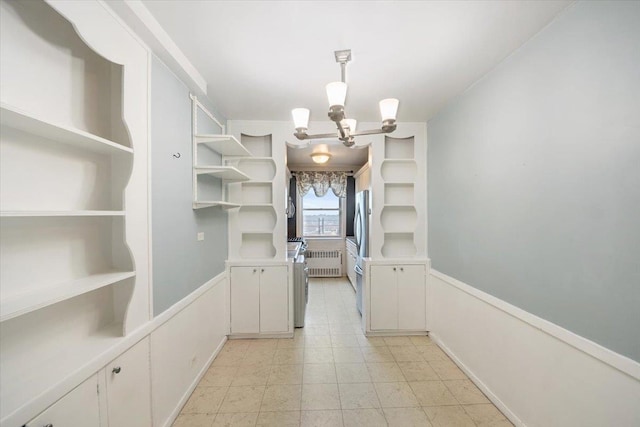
[0,271,135,322]
[382,204,415,208]
[193,201,241,210]
[0,210,125,217]
[195,134,252,156]
[383,158,416,163]
[195,165,251,182]
[227,156,273,161]
[0,103,133,155]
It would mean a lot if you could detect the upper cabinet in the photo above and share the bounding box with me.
[0,0,149,424]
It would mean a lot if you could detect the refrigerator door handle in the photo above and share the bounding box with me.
[354,264,363,275]
[354,208,362,250]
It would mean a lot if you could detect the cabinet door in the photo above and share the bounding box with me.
[370,265,398,330]
[346,251,356,286]
[231,267,260,333]
[105,338,152,427]
[259,266,288,333]
[26,374,100,427]
[397,265,426,330]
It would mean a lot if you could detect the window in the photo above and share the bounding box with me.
[300,191,343,237]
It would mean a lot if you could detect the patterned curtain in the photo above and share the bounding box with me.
[296,171,348,198]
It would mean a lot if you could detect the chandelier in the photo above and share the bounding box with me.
[291,49,399,148]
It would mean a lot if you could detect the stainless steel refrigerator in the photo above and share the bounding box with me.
[354,190,370,314]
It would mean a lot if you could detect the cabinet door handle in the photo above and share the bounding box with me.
[393,267,396,271]
[253,268,257,273]
[261,268,265,273]
[112,366,121,374]
[400,267,404,272]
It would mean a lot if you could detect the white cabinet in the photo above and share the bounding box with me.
[370,264,426,331]
[230,266,288,334]
[26,375,100,427]
[104,338,151,427]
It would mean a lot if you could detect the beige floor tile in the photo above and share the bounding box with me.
[183,386,228,414]
[242,349,276,366]
[383,336,414,346]
[300,410,343,427]
[305,347,334,364]
[397,361,439,382]
[409,336,433,346]
[423,405,475,427]
[366,362,406,382]
[212,352,245,367]
[429,360,467,380]
[274,348,305,365]
[303,363,337,384]
[278,336,305,349]
[361,346,395,363]
[389,345,425,362]
[303,325,332,335]
[212,412,259,427]
[463,404,512,426]
[232,364,271,386]
[332,347,364,363]
[172,413,216,427]
[218,386,265,413]
[409,381,458,406]
[248,339,279,351]
[201,366,239,387]
[331,335,360,348]
[417,345,449,362]
[256,410,301,426]
[268,364,303,385]
[356,336,387,348]
[305,335,332,348]
[335,363,371,383]
[383,407,432,427]
[374,382,420,408]
[445,379,490,404]
[338,383,381,409]
[260,384,302,412]
[224,339,253,351]
[342,408,387,427]
[329,323,360,335]
[301,383,341,410]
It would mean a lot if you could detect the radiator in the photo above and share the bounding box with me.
[306,249,343,277]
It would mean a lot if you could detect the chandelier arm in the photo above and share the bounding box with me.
[351,128,393,137]
[295,132,342,140]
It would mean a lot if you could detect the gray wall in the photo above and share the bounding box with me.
[428,1,640,361]
[151,56,229,316]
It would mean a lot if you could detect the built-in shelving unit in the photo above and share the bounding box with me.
[380,137,418,258]
[191,99,254,209]
[227,134,277,259]
[0,1,145,420]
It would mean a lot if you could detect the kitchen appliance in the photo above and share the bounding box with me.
[354,190,370,314]
[288,238,309,327]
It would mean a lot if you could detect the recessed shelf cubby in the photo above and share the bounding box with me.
[384,136,415,159]
[238,205,277,231]
[384,183,414,205]
[241,182,273,204]
[381,160,417,183]
[381,233,417,258]
[240,232,276,259]
[241,134,272,157]
[381,206,417,233]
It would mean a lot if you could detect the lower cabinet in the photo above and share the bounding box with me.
[104,337,152,427]
[26,338,151,427]
[26,374,101,427]
[370,264,426,331]
[345,240,357,288]
[230,265,288,334]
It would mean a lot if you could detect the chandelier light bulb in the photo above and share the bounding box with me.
[291,108,310,130]
[344,119,357,133]
[379,98,399,121]
[326,82,348,107]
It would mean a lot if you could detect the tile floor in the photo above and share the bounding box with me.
[173,278,513,427]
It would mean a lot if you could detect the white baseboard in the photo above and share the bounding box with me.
[429,269,640,427]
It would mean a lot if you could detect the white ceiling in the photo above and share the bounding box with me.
[141,0,570,168]
[142,0,570,123]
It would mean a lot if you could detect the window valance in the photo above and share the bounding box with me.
[295,171,347,198]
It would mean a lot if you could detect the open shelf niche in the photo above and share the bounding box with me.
[380,136,418,258]
[226,134,277,259]
[0,0,143,419]
[191,96,253,210]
